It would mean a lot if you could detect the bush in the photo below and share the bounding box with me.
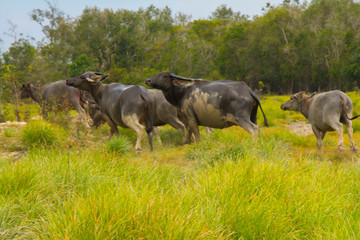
[20,120,66,148]
[106,136,131,155]
[3,127,16,137]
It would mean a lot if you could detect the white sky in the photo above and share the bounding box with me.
[0,0,287,51]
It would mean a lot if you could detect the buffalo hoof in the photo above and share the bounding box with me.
[338,145,346,152]
[135,148,142,154]
[351,146,359,153]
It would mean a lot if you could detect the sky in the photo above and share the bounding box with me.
[0,0,287,51]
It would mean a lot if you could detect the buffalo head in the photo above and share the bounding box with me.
[66,72,109,91]
[281,91,316,111]
[20,83,32,99]
[146,72,197,91]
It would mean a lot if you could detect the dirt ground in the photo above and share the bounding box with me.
[287,121,313,136]
[0,121,27,132]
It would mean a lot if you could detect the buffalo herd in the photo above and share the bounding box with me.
[20,71,360,153]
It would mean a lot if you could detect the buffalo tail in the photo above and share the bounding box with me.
[250,91,268,127]
[140,92,154,135]
[340,95,360,121]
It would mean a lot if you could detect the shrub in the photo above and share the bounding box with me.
[3,127,16,137]
[106,136,131,155]
[20,120,66,148]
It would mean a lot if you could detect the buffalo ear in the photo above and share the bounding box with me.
[172,80,183,86]
[100,74,109,81]
[294,91,306,101]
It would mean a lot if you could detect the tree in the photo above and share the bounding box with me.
[31,0,66,44]
[0,65,21,121]
[67,54,98,77]
[210,4,246,20]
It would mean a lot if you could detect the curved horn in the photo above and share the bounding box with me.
[94,72,104,75]
[86,78,96,82]
[309,92,317,98]
[169,73,196,82]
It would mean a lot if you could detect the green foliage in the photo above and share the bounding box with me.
[67,54,98,77]
[20,120,66,148]
[1,1,359,93]
[3,127,16,137]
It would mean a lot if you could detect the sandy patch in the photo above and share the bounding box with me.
[287,122,313,136]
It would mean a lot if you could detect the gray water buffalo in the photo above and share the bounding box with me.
[145,71,268,143]
[66,72,154,152]
[281,90,360,152]
[85,88,187,145]
[148,89,186,144]
[20,81,91,129]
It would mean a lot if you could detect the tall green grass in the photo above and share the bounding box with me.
[106,135,131,155]
[2,96,360,239]
[1,129,360,239]
[20,120,67,148]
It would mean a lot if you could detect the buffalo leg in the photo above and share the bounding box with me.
[344,119,358,153]
[123,114,153,153]
[187,119,200,143]
[312,126,324,151]
[153,127,162,145]
[177,112,191,144]
[102,114,119,137]
[236,119,259,138]
[73,104,91,129]
[327,120,346,152]
[167,119,187,144]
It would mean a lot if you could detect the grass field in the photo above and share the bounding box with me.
[1,93,360,239]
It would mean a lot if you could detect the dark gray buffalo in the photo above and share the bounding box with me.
[66,72,154,152]
[85,89,187,145]
[148,89,186,144]
[281,90,360,152]
[145,71,268,143]
[20,81,91,129]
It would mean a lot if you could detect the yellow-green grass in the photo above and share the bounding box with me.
[1,93,360,239]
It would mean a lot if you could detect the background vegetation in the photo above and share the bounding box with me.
[1,0,360,112]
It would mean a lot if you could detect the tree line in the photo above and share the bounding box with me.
[0,0,359,107]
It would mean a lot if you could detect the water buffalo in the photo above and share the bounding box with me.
[66,72,154,153]
[20,81,91,129]
[280,90,360,152]
[145,72,268,143]
[148,89,187,144]
[85,88,187,145]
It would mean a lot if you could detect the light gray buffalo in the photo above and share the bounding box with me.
[20,81,91,129]
[146,72,268,143]
[281,90,360,152]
